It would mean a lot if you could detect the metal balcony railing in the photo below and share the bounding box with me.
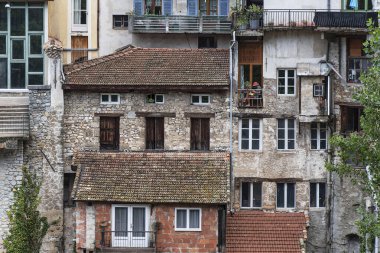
[99,230,156,249]
[234,10,378,30]
[130,15,231,33]
[0,106,29,139]
[238,88,263,108]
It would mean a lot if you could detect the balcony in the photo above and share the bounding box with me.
[235,10,378,31]
[238,88,263,108]
[98,230,156,253]
[0,105,29,139]
[129,15,231,34]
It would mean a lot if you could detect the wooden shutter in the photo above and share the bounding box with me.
[218,0,228,16]
[348,38,364,57]
[163,0,172,15]
[134,0,144,15]
[191,118,210,150]
[201,118,210,150]
[340,106,348,133]
[71,36,88,63]
[155,117,164,149]
[100,117,119,150]
[187,0,198,16]
[239,42,263,64]
[146,118,155,149]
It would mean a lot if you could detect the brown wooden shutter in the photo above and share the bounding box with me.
[71,36,88,63]
[201,118,210,150]
[348,38,365,57]
[146,117,155,149]
[340,106,348,133]
[191,118,199,150]
[100,117,119,150]
[155,117,164,149]
[191,118,210,150]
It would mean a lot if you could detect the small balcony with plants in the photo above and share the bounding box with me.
[238,81,263,109]
[231,4,263,33]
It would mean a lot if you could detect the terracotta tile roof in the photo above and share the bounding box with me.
[226,210,308,253]
[72,151,230,204]
[64,47,229,90]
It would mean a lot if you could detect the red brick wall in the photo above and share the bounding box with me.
[94,203,112,248]
[75,202,87,250]
[155,205,218,253]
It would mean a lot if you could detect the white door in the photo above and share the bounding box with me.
[112,205,150,248]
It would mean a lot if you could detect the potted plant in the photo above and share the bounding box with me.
[247,4,263,29]
[231,5,249,30]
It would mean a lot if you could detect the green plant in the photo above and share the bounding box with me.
[247,4,263,17]
[3,166,50,253]
[231,5,249,27]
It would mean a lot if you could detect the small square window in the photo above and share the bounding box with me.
[101,94,120,104]
[313,84,324,97]
[146,94,164,104]
[175,208,201,231]
[191,94,210,105]
[113,15,128,29]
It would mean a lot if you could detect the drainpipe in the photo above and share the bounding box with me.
[229,31,236,213]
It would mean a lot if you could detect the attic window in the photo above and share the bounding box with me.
[146,94,164,104]
[101,94,120,104]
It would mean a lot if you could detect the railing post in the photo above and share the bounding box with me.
[288,10,291,27]
[199,16,203,33]
[165,16,169,33]
[100,225,105,247]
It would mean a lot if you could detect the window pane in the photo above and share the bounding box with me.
[311,140,318,149]
[310,183,317,207]
[278,140,285,149]
[252,140,259,149]
[0,35,5,54]
[319,183,326,207]
[278,129,285,139]
[252,183,262,207]
[29,58,43,72]
[288,86,294,95]
[241,119,249,128]
[29,8,43,31]
[101,94,109,102]
[241,140,249,150]
[115,207,128,237]
[252,129,259,139]
[192,96,199,104]
[0,6,7,31]
[30,35,42,55]
[0,58,7,88]
[278,119,285,128]
[278,86,285,94]
[176,210,187,228]
[252,119,260,128]
[277,183,284,208]
[288,70,295,77]
[11,63,25,88]
[241,182,250,207]
[278,70,285,77]
[278,78,285,87]
[287,183,295,208]
[189,210,200,228]
[133,207,146,237]
[311,129,317,139]
[155,95,164,103]
[288,119,295,128]
[320,130,327,139]
[242,129,249,139]
[111,94,119,102]
[28,74,43,85]
[12,40,24,60]
[320,140,326,149]
[288,129,295,139]
[11,9,25,36]
[201,96,209,103]
[287,140,295,149]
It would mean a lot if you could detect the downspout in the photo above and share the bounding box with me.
[229,31,236,213]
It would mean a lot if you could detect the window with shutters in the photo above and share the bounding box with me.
[72,0,87,31]
[277,182,295,209]
[144,0,172,15]
[71,36,88,63]
[100,117,120,151]
[310,182,326,208]
[190,118,210,151]
[0,3,45,89]
[146,117,164,150]
[187,0,229,16]
[241,182,262,208]
[347,37,370,83]
[340,106,363,135]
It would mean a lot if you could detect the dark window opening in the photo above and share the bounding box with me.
[113,15,128,29]
[345,0,372,10]
[310,182,326,208]
[100,117,120,151]
[277,183,295,208]
[241,182,262,208]
[190,118,210,151]
[146,117,164,149]
[340,106,363,134]
[347,37,370,83]
[145,0,162,15]
[198,37,217,48]
[64,173,76,207]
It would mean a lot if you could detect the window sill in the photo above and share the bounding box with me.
[175,228,202,232]
[0,89,29,93]
[276,208,296,211]
[28,85,50,90]
[113,27,128,30]
[238,149,263,153]
[276,149,297,153]
[240,207,262,210]
[309,207,326,211]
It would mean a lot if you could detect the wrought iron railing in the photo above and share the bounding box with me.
[238,88,263,108]
[99,230,156,249]
[234,9,378,30]
[130,15,231,33]
[347,57,371,83]
[0,106,29,139]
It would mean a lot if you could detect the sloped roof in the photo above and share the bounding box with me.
[64,47,229,90]
[226,210,308,253]
[72,151,230,204]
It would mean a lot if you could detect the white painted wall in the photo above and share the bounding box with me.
[263,30,328,79]
[264,0,341,10]
[85,205,95,250]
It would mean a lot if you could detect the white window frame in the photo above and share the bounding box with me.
[240,182,262,209]
[174,208,202,231]
[276,182,296,209]
[310,182,326,208]
[277,69,296,96]
[277,119,296,150]
[239,119,262,151]
[313,83,324,97]
[72,0,88,32]
[191,94,210,105]
[310,122,328,150]
[100,94,120,104]
[146,94,164,104]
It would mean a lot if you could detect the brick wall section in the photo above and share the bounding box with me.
[155,205,218,253]
[94,203,111,248]
[75,202,87,250]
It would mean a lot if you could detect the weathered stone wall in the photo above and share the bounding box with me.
[63,91,230,170]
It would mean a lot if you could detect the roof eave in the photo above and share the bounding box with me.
[63,84,229,92]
